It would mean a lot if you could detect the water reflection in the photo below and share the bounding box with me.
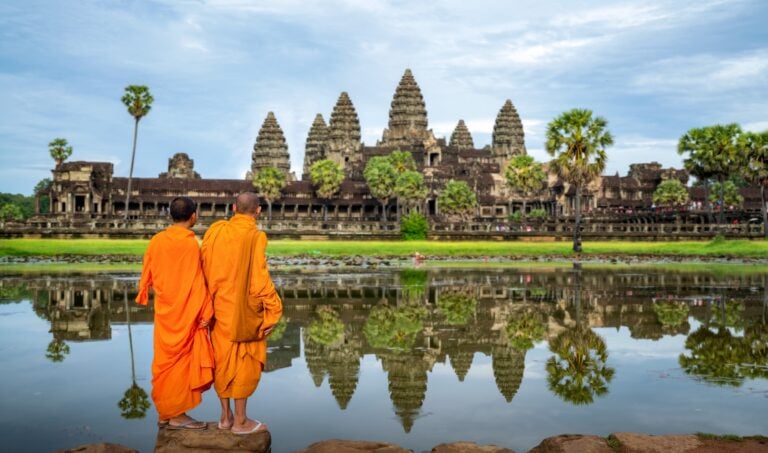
[2,268,768,434]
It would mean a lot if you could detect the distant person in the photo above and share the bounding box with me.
[136,196,214,430]
[201,192,283,434]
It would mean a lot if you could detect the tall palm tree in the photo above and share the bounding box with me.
[121,85,154,220]
[252,166,287,221]
[504,154,546,221]
[545,109,613,252]
[310,159,345,221]
[743,131,768,237]
[48,138,73,167]
[678,124,744,225]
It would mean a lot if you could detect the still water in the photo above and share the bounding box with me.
[0,267,766,452]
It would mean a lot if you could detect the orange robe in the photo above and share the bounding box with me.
[136,225,214,420]
[201,214,283,399]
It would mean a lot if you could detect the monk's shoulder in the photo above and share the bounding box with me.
[202,220,228,241]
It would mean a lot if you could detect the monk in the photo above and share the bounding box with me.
[201,192,282,434]
[136,197,214,430]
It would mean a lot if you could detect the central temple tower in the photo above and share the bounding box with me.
[379,69,437,149]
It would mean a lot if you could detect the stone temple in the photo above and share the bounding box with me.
[36,68,756,232]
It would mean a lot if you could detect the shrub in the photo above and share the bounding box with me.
[401,212,428,240]
[529,208,548,219]
[508,211,522,222]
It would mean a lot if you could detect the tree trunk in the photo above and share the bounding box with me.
[323,201,328,221]
[267,200,273,221]
[704,181,713,224]
[762,185,767,238]
[718,176,725,225]
[124,118,139,221]
[522,200,527,222]
[573,186,582,253]
[380,199,387,222]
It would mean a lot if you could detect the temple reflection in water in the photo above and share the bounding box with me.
[1,268,766,432]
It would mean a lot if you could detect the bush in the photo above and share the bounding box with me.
[401,212,428,240]
[508,211,522,222]
[529,208,548,219]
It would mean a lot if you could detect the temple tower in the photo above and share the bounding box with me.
[159,152,200,179]
[492,100,526,169]
[380,69,436,149]
[326,92,362,173]
[303,113,329,180]
[251,112,292,180]
[449,120,474,150]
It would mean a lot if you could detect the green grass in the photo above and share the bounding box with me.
[3,238,768,258]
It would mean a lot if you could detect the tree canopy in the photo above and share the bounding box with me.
[310,159,345,199]
[48,138,73,167]
[653,179,689,207]
[252,166,287,220]
[363,156,398,221]
[504,154,546,219]
[438,180,477,220]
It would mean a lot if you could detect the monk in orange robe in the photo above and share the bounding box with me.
[201,192,282,434]
[136,197,214,430]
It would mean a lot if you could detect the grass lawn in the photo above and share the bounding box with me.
[2,238,768,258]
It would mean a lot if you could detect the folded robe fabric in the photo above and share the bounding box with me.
[136,225,214,420]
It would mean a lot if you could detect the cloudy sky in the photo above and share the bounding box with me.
[1,0,767,194]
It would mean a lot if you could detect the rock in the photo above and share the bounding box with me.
[611,432,701,453]
[154,422,271,453]
[295,439,411,453]
[431,441,513,452]
[528,434,613,453]
[55,443,137,453]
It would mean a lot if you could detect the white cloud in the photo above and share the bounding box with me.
[744,121,768,132]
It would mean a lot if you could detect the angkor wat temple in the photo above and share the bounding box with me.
[26,69,762,237]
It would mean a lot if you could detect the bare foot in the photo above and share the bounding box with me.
[231,417,268,434]
[168,413,206,430]
[219,408,234,430]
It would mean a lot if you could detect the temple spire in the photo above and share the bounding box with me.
[326,92,362,172]
[251,111,292,180]
[303,113,329,179]
[379,68,435,148]
[449,119,474,150]
[492,100,526,166]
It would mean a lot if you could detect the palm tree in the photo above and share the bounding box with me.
[310,159,345,221]
[437,180,477,221]
[121,85,154,220]
[546,109,613,252]
[363,156,397,221]
[742,131,768,237]
[678,124,744,225]
[504,155,546,221]
[48,138,73,167]
[45,339,70,362]
[252,166,287,221]
[394,170,428,219]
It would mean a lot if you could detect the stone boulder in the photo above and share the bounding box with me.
[431,441,514,452]
[528,434,614,453]
[55,444,137,453]
[295,439,411,453]
[611,432,702,453]
[154,422,271,453]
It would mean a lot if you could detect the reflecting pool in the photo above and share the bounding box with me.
[0,267,766,452]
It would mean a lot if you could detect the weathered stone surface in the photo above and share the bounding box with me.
[154,422,271,453]
[449,119,475,150]
[492,99,526,165]
[528,434,613,453]
[326,91,362,170]
[491,345,525,403]
[55,443,137,453]
[303,113,329,178]
[159,152,201,179]
[379,68,437,148]
[252,111,291,180]
[431,441,513,453]
[295,439,411,453]
[612,432,701,453]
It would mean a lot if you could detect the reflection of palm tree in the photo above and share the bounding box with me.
[118,290,149,419]
[364,303,427,351]
[436,292,477,326]
[546,326,614,405]
[505,312,547,351]
[679,325,763,386]
[45,339,70,362]
[400,269,427,304]
[268,317,288,342]
[306,306,344,347]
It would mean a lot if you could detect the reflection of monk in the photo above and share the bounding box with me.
[136,197,213,430]
[201,192,283,434]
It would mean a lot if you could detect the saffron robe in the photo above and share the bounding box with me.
[201,214,283,399]
[136,225,214,420]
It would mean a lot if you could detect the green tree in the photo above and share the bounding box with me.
[436,292,477,326]
[708,180,743,208]
[678,124,744,224]
[506,312,547,351]
[121,85,154,220]
[388,150,417,174]
[400,212,428,240]
[438,180,477,220]
[504,155,546,221]
[118,382,150,419]
[267,317,288,342]
[307,306,345,347]
[364,304,427,351]
[310,159,344,221]
[45,339,70,362]
[395,170,428,217]
[363,156,397,221]
[546,109,613,252]
[0,203,24,221]
[252,166,286,221]
[742,131,768,237]
[546,325,615,405]
[48,138,73,167]
[653,179,689,207]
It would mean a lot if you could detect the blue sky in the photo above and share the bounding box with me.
[1,0,767,195]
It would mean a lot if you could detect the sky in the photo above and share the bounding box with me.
[1,0,767,195]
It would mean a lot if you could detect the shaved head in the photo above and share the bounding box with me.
[235,192,261,215]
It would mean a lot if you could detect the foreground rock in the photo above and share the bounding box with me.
[155,422,271,452]
[432,441,514,453]
[295,439,410,453]
[55,444,137,453]
[529,433,768,453]
[528,434,614,453]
